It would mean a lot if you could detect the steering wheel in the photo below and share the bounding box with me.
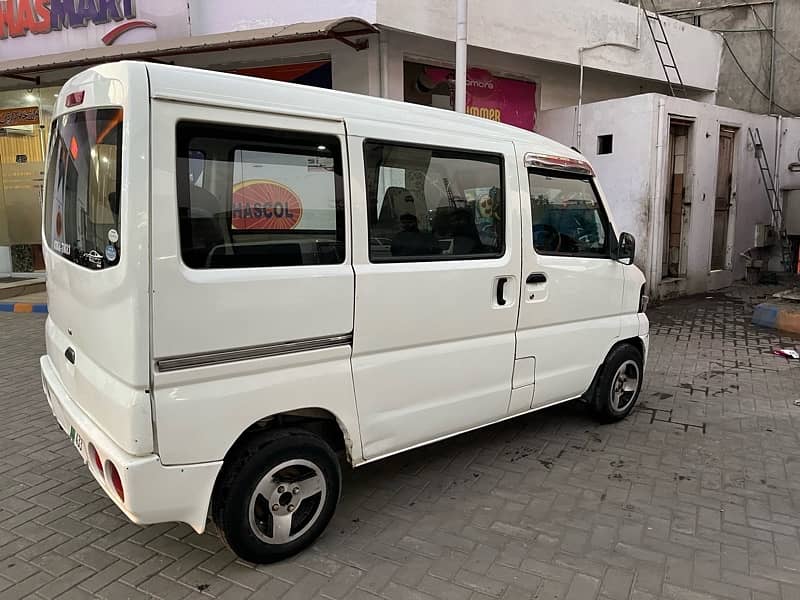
[533,224,561,253]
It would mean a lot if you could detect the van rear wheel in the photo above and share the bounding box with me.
[211,429,341,564]
[592,344,643,422]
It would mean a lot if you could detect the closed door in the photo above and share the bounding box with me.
[347,132,520,460]
[151,105,353,359]
[711,127,736,270]
[149,103,357,463]
[517,161,624,408]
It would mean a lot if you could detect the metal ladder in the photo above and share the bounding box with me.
[748,127,792,271]
[641,0,687,97]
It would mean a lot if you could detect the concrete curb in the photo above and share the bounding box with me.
[752,303,800,335]
[0,302,48,314]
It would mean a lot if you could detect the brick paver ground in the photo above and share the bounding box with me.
[2,289,800,600]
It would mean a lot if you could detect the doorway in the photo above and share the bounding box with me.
[711,126,737,270]
[662,120,691,278]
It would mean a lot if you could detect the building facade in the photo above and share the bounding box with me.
[0,0,722,275]
[540,95,796,299]
[622,0,800,117]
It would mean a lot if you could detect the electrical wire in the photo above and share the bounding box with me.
[653,1,768,19]
[658,0,800,66]
[721,36,800,116]
[748,4,800,65]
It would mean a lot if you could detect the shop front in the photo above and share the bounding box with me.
[0,0,375,275]
[0,92,57,273]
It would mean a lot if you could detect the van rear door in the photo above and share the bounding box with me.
[42,63,153,455]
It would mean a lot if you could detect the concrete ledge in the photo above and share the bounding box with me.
[0,280,46,300]
[752,303,800,335]
[0,302,48,314]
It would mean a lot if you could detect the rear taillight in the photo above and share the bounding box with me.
[88,444,102,473]
[639,285,649,313]
[65,91,85,107]
[106,461,125,502]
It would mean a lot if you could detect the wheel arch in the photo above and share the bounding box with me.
[220,407,354,466]
[582,336,645,402]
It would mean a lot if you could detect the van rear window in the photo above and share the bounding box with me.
[44,108,123,270]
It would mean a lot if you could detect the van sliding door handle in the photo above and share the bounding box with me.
[526,273,547,284]
[496,277,508,306]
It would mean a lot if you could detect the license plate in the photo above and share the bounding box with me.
[69,425,84,454]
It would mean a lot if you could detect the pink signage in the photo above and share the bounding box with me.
[422,66,537,130]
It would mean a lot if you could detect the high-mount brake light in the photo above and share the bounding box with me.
[524,153,595,176]
[65,91,85,107]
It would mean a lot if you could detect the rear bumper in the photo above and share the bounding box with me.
[40,355,221,533]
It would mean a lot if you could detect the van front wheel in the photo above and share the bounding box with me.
[592,344,643,422]
[211,429,341,564]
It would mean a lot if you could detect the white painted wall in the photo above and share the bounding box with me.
[188,0,720,93]
[377,0,721,92]
[778,118,800,192]
[169,28,680,120]
[383,30,677,115]
[539,94,777,299]
[538,95,658,281]
[188,0,377,34]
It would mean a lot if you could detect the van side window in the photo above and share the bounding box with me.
[176,122,345,269]
[364,141,504,261]
[528,171,610,257]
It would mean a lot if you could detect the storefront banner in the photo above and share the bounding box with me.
[423,66,537,130]
[0,0,190,61]
[0,106,39,127]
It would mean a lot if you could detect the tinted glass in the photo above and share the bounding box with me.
[364,142,504,261]
[44,108,123,269]
[176,123,345,269]
[529,171,609,256]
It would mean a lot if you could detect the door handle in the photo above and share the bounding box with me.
[526,273,547,284]
[496,277,508,306]
[65,347,75,364]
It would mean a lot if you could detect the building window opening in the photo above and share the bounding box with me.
[597,135,613,155]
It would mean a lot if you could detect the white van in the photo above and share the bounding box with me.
[40,62,648,563]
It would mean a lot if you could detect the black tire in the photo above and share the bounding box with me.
[211,428,341,564]
[592,344,643,423]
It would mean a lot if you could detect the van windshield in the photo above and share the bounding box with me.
[44,108,123,270]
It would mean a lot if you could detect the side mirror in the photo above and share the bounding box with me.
[616,232,635,265]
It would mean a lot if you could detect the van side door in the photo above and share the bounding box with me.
[149,100,359,466]
[346,124,521,461]
[516,150,624,408]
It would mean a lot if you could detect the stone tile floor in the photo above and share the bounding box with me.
[1,287,799,600]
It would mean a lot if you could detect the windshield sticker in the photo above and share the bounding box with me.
[52,240,70,255]
[85,250,103,268]
[104,245,117,262]
[107,229,119,243]
[307,157,334,172]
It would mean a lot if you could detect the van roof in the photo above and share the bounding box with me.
[79,61,581,161]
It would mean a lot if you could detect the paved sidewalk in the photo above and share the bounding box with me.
[1,290,800,600]
[0,289,47,313]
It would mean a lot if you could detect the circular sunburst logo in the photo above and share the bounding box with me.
[231,180,303,230]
